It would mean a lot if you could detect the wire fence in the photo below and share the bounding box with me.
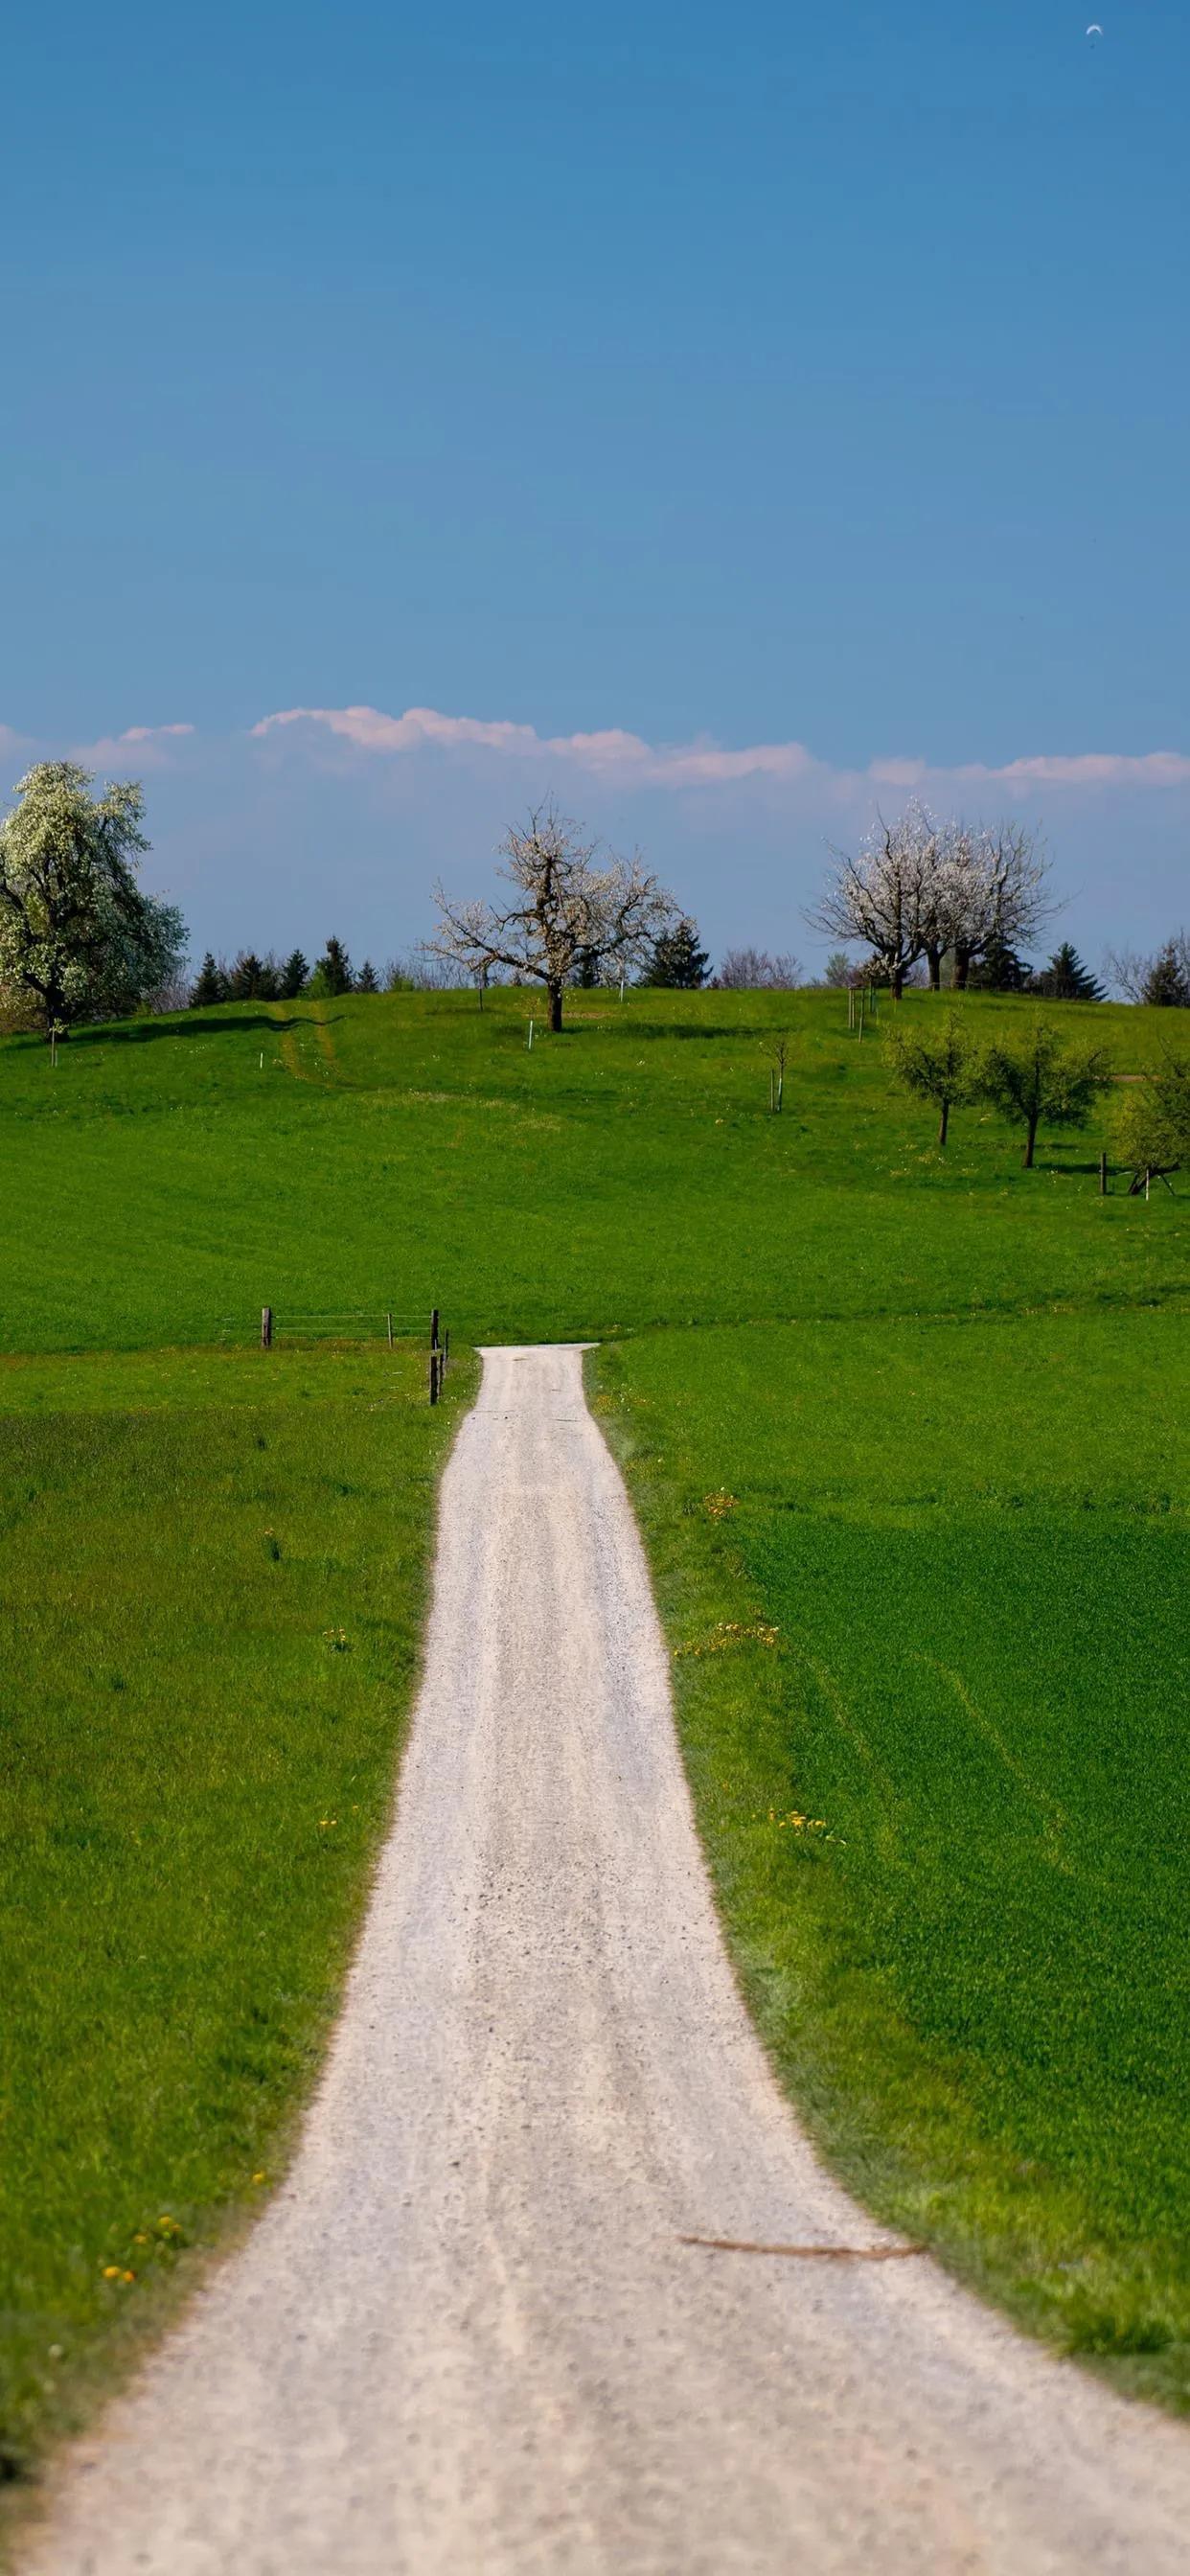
[215,1305,613,1350]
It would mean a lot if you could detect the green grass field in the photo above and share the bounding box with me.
[1,982,1186,2488]
[0,1343,473,2488]
[593,1311,1188,2403]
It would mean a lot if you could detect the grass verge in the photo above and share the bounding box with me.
[0,1342,473,2512]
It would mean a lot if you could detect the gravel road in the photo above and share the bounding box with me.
[26,1345,1190,2573]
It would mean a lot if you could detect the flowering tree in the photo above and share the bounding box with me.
[0,763,186,1036]
[427,805,675,1032]
[810,802,941,999]
[939,819,1051,990]
[812,802,1051,995]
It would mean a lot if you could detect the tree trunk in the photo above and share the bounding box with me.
[891,967,904,1001]
[42,972,67,1039]
[548,981,563,1033]
[1023,1112,1038,1169]
[938,1098,950,1148]
[951,947,972,990]
[926,946,942,992]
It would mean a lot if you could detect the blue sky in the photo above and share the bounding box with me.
[2,1,1186,970]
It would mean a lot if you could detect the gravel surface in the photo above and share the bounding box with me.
[25,1344,1190,2573]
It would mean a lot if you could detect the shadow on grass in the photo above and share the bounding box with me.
[583,1019,764,1042]
[67,1013,306,1046]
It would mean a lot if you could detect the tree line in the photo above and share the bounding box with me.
[187,940,456,1005]
[1,765,1186,1044]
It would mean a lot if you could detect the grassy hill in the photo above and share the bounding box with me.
[0,984,1181,1351]
[1,982,1187,2492]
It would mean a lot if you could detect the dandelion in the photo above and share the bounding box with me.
[251,2171,266,2185]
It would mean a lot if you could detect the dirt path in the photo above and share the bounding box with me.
[26,1346,1190,2572]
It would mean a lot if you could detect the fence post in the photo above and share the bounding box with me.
[443,1327,450,1375]
[261,1305,273,1350]
[429,1350,441,1406]
[386,1309,394,1348]
[430,1307,440,1350]
[1099,1150,1108,1197]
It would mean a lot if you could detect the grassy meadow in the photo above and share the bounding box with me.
[0,1343,474,2489]
[1,980,1186,2487]
[594,1311,1188,2401]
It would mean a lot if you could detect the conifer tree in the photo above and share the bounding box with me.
[645,918,710,988]
[309,936,354,996]
[280,949,309,999]
[190,951,227,1006]
[227,951,265,1000]
[355,957,379,993]
[1140,940,1190,1009]
[1030,943,1105,1001]
[968,933,1031,992]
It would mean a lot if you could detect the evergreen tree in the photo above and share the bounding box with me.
[645,917,710,988]
[968,933,1032,993]
[355,956,379,994]
[1030,943,1105,1001]
[227,950,266,1000]
[190,951,227,1006]
[1140,940,1190,1009]
[309,935,353,996]
[280,949,309,1000]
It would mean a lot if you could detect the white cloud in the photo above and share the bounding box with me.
[67,721,197,769]
[250,703,823,789]
[118,723,195,745]
[873,749,1190,793]
[250,703,1190,800]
